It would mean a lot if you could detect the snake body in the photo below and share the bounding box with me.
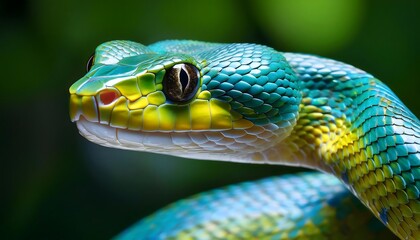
[69,40,420,239]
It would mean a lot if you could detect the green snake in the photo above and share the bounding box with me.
[69,40,420,239]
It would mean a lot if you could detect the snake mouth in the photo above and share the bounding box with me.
[70,92,209,151]
[75,116,228,153]
[76,116,178,151]
[75,117,242,159]
[75,115,289,162]
[70,93,291,157]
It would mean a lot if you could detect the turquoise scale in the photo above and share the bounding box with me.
[71,40,420,239]
[151,41,302,126]
[115,173,396,240]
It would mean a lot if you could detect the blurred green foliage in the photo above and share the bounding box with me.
[1,0,419,239]
[253,0,365,52]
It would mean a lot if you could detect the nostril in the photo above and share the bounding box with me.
[99,89,119,105]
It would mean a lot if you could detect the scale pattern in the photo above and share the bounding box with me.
[68,40,420,239]
[282,54,420,238]
[116,173,395,240]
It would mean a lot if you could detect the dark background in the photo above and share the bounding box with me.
[2,0,420,239]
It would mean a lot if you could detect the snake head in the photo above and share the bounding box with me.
[69,40,301,160]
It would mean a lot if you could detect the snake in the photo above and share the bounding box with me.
[69,40,420,239]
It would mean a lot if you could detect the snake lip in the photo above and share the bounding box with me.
[75,116,288,164]
[76,116,114,147]
[76,117,186,151]
[69,94,100,123]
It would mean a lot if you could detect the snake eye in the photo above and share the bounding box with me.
[86,54,95,72]
[163,63,200,103]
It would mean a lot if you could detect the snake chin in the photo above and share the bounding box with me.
[75,117,293,163]
[76,117,244,162]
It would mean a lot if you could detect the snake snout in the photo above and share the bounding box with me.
[70,87,136,130]
[69,94,100,123]
[69,88,121,123]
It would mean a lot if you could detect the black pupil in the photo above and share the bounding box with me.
[163,63,199,103]
[179,68,189,91]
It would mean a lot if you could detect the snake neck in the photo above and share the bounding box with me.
[258,98,357,174]
[254,53,420,182]
[248,52,420,239]
[249,53,367,173]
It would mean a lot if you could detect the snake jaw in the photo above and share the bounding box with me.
[70,84,292,157]
[71,88,291,157]
[75,116,290,159]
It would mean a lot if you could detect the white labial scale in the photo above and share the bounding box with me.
[76,118,306,164]
[204,132,225,142]
[142,132,173,147]
[214,137,236,146]
[221,130,247,138]
[170,133,195,147]
[77,118,117,144]
[117,129,144,147]
[188,132,209,145]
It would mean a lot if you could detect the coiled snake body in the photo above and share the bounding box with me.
[69,40,420,239]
